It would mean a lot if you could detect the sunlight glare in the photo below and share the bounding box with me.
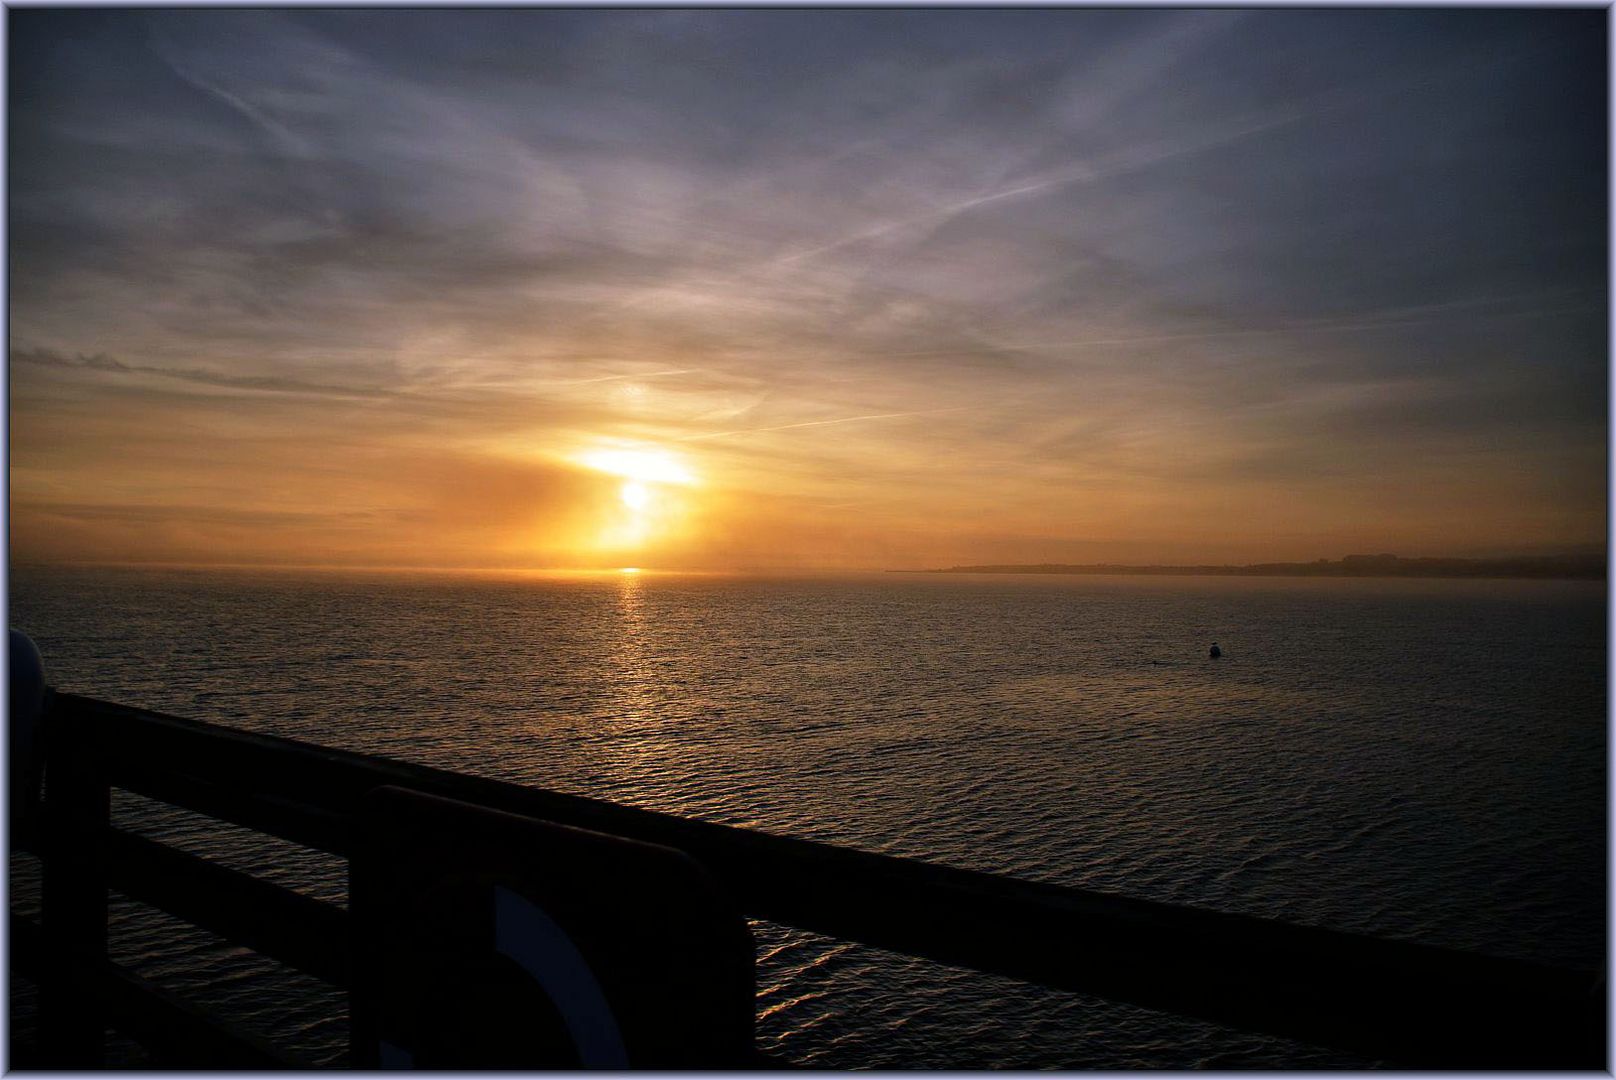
[579,447,696,486]
[568,442,704,560]
[621,480,651,511]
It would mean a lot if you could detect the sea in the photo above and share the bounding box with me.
[7,565,1607,1068]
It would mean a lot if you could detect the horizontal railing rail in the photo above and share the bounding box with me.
[13,691,1606,1069]
[11,915,296,1069]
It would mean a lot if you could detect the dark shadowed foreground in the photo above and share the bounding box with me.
[13,692,1603,1068]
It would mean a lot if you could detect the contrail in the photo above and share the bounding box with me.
[681,407,966,442]
[770,106,1308,268]
[559,369,694,386]
[149,36,311,158]
[771,36,1540,271]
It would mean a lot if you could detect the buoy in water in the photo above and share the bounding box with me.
[1209,642,1222,659]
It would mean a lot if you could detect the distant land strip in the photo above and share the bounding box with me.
[907,553,1605,580]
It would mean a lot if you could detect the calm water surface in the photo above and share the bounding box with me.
[8,567,1607,1067]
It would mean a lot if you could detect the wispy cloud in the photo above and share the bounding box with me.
[996,291,1608,352]
[12,347,391,398]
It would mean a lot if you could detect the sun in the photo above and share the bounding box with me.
[620,480,651,511]
[572,443,701,558]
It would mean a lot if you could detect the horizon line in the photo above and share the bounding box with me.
[6,559,885,576]
[10,547,1605,579]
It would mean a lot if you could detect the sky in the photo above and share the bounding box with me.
[8,9,1608,570]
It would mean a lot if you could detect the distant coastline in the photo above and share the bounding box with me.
[905,553,1605,580]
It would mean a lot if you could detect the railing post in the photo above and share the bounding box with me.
[39,696,111,1066]
[9,631,48,849]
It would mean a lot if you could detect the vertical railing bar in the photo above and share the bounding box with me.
[38,696,112,1066]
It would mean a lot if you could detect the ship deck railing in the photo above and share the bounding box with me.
[9,691,1605,1068]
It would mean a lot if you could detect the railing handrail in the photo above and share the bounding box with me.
[18,691,1607,1068]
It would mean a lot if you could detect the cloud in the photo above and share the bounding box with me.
[680,407,970,443]
[7,9,1606,566]
[11,347,391,398]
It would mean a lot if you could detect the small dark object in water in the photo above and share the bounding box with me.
[1209,643,1222,659]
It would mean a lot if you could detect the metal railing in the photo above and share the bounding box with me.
[10,691,1606,1068]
